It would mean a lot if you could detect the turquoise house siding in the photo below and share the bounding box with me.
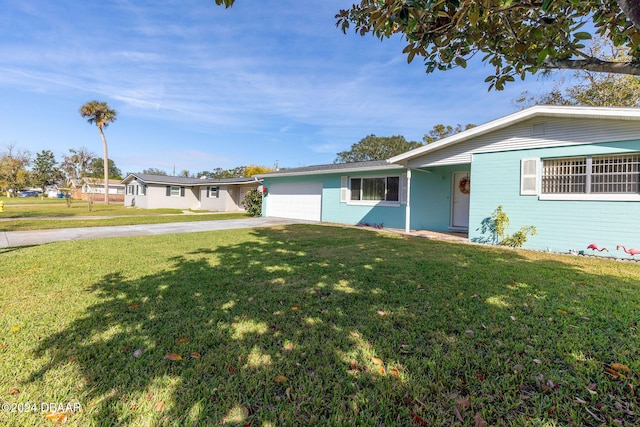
[262,170,408,229]
[469,140,640,256]
[409,165,470,231]
[263,166,474,232]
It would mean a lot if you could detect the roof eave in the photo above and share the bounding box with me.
[389,105,640,164]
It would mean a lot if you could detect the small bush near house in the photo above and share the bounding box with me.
[243,188,263,216]
[481,205,536,247]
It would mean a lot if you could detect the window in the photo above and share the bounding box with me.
[207,186,219,198]
[350,176,400,202]
[137,185,146,196]
[127,185,135,195]
[542,153,640,194]
[166,186,184,197]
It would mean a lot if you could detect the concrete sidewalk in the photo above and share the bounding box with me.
[0,217,308,248]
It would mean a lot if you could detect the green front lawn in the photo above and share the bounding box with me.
[0,225,638,426]
[0,203,249,232]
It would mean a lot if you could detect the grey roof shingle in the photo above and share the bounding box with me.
[121,173,258,186]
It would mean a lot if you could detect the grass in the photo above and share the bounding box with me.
[0,225,639,426]
[0,203,249,231]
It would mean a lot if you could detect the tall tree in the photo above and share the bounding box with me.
[80,101,117,203]
[87,158,122,180]
[215,1,640,89]
[60,147,95,181]
[31,150,62,198]
[142,168,168,176]
[423,124,476,144]
[243,165,276,177]
[335,135,422,163]
[0,144,30,197]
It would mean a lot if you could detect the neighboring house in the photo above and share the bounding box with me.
[82,178,126,202]
[120,173,259,211]
[258,106,640,258]
[66,178,125,202]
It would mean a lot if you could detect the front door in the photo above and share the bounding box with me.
[451,172,470,229]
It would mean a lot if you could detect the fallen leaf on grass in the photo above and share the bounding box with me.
[133,348,142,358]
[379,366,386,374]
[0,344,8,349]
[557,309,567,315]
[164,353,183,361]
[177,336,189,344]
[274,375,288,383]
[605,367,627,379]
[228,365,236,374]
[390,368,400,377]
[190,352,201,359]
[44,411,68,423]
[454,405,464,423]
[410,412,428,426]
[456,397,471,410]
[155,401,165,412]
[128,303,139,308]
[10,326,20,332]
[371,357,384,366]
[349,331,360,338]
[474,412,486,427]
[291,305,300,311]
[610,363,631,373]
[9,387,19,394]
[377,310,387,317]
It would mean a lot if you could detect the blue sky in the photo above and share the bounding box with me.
[0,0,564,175]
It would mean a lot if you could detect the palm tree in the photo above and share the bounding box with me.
[79,101,117,204]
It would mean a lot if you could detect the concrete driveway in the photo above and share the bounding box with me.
[0,217,310,248]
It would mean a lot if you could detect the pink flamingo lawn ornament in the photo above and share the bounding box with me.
[617,245,640,256]
[587,243,608,252]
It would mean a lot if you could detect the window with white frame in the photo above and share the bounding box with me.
[207,186,219,198]
[137,185,146,196]
[350,176,400,202]
[127,185,135,195]
[542,153,640,194]
[168,186,181,197]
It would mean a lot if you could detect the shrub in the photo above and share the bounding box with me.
[242,188,263,217]
[481,205,536,247]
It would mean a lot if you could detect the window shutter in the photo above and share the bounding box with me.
[520,158,538,195]
[340,176,348,202]
[180,187,185,197]
[166,186,170,196]
[400,173,408,204]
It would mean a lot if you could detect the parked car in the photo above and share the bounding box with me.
[17,191,40,198]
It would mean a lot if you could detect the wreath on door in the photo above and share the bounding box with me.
[458,176,470,195]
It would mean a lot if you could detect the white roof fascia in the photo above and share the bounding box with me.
[389,105,640,165]
[256,163,403,178]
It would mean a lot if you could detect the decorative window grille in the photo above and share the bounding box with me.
[591,154,640,193]
[542,154,640,194]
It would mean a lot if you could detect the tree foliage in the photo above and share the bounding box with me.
[516,39,640,108]
[423,123,476,144]
[80,100,117,203]
[60,147,95,181]
[32,150,63,195]
[142,168,168,176]
[335,1,640,90]
[214,0,640,89]
[0,145,30,196]
[335,135,422,163]
[87,158,122,180]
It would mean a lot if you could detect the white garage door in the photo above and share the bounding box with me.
[267,182,322,221]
